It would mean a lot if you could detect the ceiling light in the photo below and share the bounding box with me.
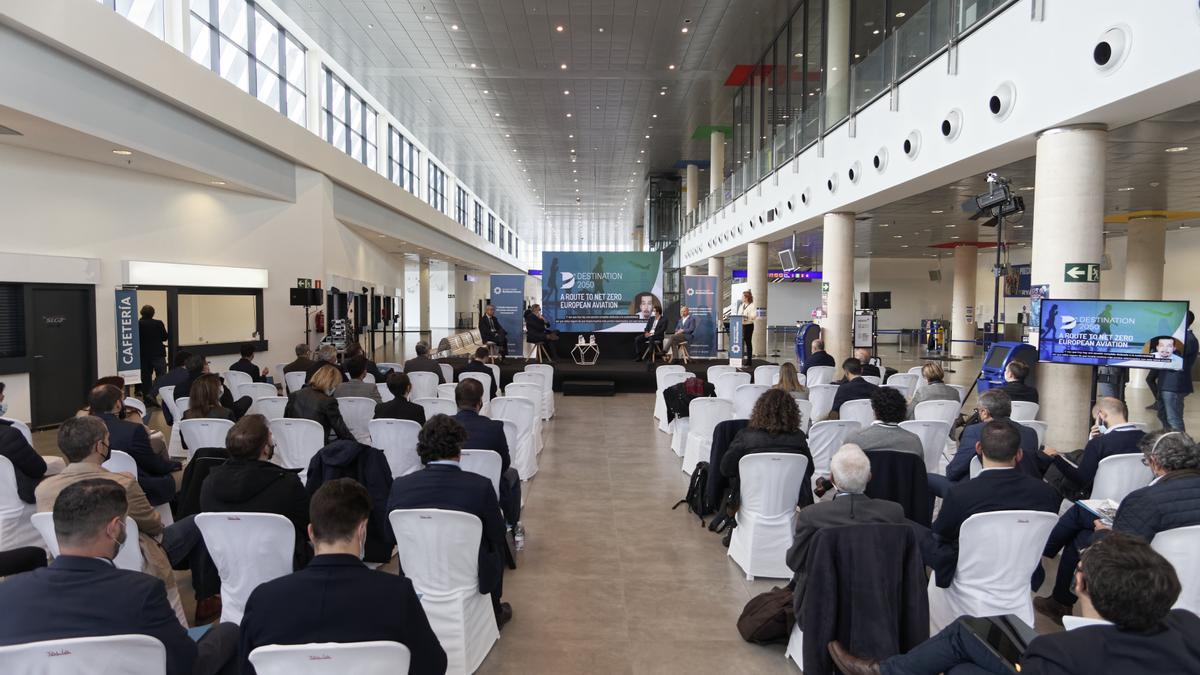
[111,149,132,156]
[1019,186,1034,191]
[556,25,565,32]
[424,15,433,20]
[512,148,517,152]
[681,26,689,33]
[896,11,907,17]
[872,29,880,34]
[566,113,572,117]
[469,63,478,68]
[644,134,650,139]
[568,134,574,138]
[900,244,909,248]
[1165,146,1189,153]
[494,112,500,117]
[1117,186,1136,191]
[668,64,676,70]
[209,180,226,186]
[659,91,666,95]
[505,133,510,137]
[451,24,459,30]
[893,234,902,238]
[950,235,960,239]
[879,223,889,227]
[794,52,802,58]
[931,210,944,214]
[640,150,645,153]
[946,223,956,228]
[598,27,604,32]
[482,89,489,94]
[560,63,568,70]
[637,160,642,163]
[366,23,374,28]
[570,149,575,153]
[652,113,658,118]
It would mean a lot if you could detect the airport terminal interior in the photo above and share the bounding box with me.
[3,0,1200,673]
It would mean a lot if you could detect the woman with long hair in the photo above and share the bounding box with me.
[284,364,354,442]
[740,290,757,365]
[774,362,808,400]
[720,389,814,506]
[183,374,233,420]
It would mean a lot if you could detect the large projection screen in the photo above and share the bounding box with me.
[541,251,664,332]
[1038,298,1190,370]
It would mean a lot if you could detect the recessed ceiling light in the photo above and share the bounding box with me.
[482,89,489,94]
[556,25,565,32]
[640,150,645,154]
[424,14,433,20]
[570,149,576,153]
[1019,186,1034,191]
[652,113,658,118]
[1165,146,1189,153]
[668,64,676,70]
[681,26,689,33]
[494,112,500,117]
[563,89,570,95]
[111,149,132,156]
[568,134,574,138]
[1117,186,1136,191]
[879,223,889,227]
[872,29,880,34]
[659,91,666,95]
[560,63,568,70]
[209,180,226,186]
[893,234,902,238]
[451,24,459,30]
[900,244,909,248]
[931,210,944,214]
[946,223,956,228]
[598,27,604,32]
[566,113,572,117]
[469,63,478,68]
[896,11,906,17]
[366,23,374,28]
[644,134,650,139]
[950,236,960,239]
[794,52,802,58]
[637,160,642,163]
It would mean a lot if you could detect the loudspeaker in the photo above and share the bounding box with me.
[290,288,322,307]
[859,291,893,310]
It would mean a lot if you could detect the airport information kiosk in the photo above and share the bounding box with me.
[976,341,1039,393]
[794,322,822,369]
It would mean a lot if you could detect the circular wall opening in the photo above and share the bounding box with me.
[1093,41,1112,66]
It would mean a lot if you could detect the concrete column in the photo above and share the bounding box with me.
[685,163,699,214]
[710,131,725,196]
[685,265,705,276]
[825,0,851,126]
[951,245,979,358]
[1031,124,1107,445]
[418,258,431,333]
[747,242,769,358]
[823,213,855,362]
[709,256,727,352]
[1125,217,1168,389]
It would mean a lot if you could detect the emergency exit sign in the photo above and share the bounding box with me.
[1063,263,1100,283]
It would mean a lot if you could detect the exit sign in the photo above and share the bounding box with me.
[1063,263,1100,283]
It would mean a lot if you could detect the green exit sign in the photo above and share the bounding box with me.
[1064,263,1100,283]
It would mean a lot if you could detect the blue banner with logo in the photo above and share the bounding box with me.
[728,313,743,367]
[682,275,718,358]
[489,274,526,355]
[115,288,141,384]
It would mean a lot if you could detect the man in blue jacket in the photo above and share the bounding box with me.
[663,305,696,363]
[1156,310,1198,431]
[1041,396,1144,499]
[928,389,1044,498]
[89,383,180,506]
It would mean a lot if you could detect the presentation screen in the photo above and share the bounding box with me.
[541,251,664,332]
[1038,298,1190,370]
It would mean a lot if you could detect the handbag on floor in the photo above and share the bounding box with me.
[737,585,795,644]
[672,461,713,523]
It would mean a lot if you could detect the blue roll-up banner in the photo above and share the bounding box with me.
[115,288,141,384]
[728,313,743,367]
[682,275,718,358]
[489,274,526,356]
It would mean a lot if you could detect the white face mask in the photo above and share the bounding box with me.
[0,402,7,417]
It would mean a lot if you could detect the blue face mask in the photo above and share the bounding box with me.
[0,402,7,417]
[1098,422,1109,434]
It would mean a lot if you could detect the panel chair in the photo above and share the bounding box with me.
[839,398,876,429]
[806,384,839,423]
[489,397,538,480]
[407,372,439,401]
[1152,524,1200,615]
[732,383,771,419]
[806,420,862,492]
[899,419,954,473]
[460,449,503,498]
[247,396,287,421]
[805,365,835,387]
[715,371,751,400]
[240,382,278,401]
[1090,453,1154,503]
[337,397,377,444]
[178,418,234,461]
[284,371,307,395]
[753,364,781,386]
[656,370,692,433]
[415,397,457,420]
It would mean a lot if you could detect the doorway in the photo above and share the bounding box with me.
[30,286,95,427]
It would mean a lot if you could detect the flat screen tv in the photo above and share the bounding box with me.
[1037,298,1190,370]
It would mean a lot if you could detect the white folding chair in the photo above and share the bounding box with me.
[753,364,781,386]
[196,512,295,625]
[102,449,138,477]
[249,641,411,675]
[861,375,883,386]
[0,455,42,551]
[1010,401,1039,422]
[247,396,287,420]
[927,510,1057,632]
[487,363,502,390]
[682,398,733,476]
[914,399,961,428]
[269,418,325,484]
[657,371,693,432]
[669,416,691,457]
[654,365,687,425]
[273,362,287,380]
[178,418,234,461]
[460,449,503,498]
[157,386,184,458]
[1152,524,1200,614]
[32,513,143,572]
[414,397,457,419]
[221,370,253,395]
[239,382,277,401]
[969,455,983,479]
[706,364,736,383]
[362,373,376,385]
[407,371,439,401]
[336,397,376,444]
[949,384,968,403]
[839,398,875,429]
[431,382,455,401]
[526,363,555,418]
[490,396,538,479]
[368,419,423,479]
[378,362,403,375]
[805,365,835,387]
[727,453,809,580]
[284,371,307,394]
[458,372,493,404]
[0,634,166,675]
[516,370,553,421]
[899,420,953,473]
[504,383,544,453]
[807,384,839,422]
[806,420,861,486]
[1022,420,1047,451]
[732,383,771,418]
[1090,453,1154,502]
[715,371,751,400]
[795,398,814,434]
[886,372,920,399]
[388,509,499,674]
[377,383,395,403]
[122,397,147,419]
[439,363,454,385]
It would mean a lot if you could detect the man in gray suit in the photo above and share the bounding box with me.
[334,357,382,403]
[663,306,696,363]
[402,341,445,384]
[845,388,925,457]
[785,444,907,599]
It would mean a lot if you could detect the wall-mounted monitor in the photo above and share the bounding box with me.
[1038,298,1190,370]
[779,249,796,270]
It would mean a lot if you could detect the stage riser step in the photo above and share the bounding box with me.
[562,380,616,396]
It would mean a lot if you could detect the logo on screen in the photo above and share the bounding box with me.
[560,272,575,290]
[1061,315,1077,331]
[493,287,502,295]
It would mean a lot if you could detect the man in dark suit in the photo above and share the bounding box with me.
[228,343,268,383]
[89,384,180,506]
[402,341,445,384]
[459,347,499,399]
[387,414,512,628]
[930,389,1044,498]
[282,343,316,374]
[239,479,446,674]
[343,343,384,384]
[524,305,559,359]
[802,338,836,374]
[453,379,521,531]
[634,305,667,361]
[828,533,1200,675]
[1042,396,1145,498]
[830,358,879,416]
[916,421,1060,586]
[999,359,1039,404]
[854,347,882,379]
[480,304,508,361]
[0,417,49,504]
[137,304,169,405]
[373,372,427,425]
[0,479,237,675]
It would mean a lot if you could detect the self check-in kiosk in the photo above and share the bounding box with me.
[976,341,1039,393]
[795,322,822,369]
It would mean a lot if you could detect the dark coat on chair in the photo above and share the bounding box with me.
[785,493,907,596]
[720,428,815,508]
[373,398,427,425]
[285,388,355,443]
[282,357,316,374]
[0,423,47,503]
[304,441,395,563]
[831,377,879,413]
[0,556,197,675]
[386,463,506,596]
[176,448,229,519]
[706,418,751,510]
[799,524,929,675]
[1022,609,1200,674]
[96,412,179,506]
[453,409,511,474]
[662,379,716,423]
[802,350,836,374]
[947,417,1044,482]
[863,450,932,526]
[1052,426,1145,496]
[200,458,312,569]
[459,360,498,398]
[1112,469,1200,542]
[402,355,445,384]
[238,554,447,675]
[228,357,266,383]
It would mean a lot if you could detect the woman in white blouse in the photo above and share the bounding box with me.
[741,290,756,364]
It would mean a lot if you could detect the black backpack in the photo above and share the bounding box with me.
[672,461,711,524]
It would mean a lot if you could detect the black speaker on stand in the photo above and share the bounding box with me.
[290,287,324,347]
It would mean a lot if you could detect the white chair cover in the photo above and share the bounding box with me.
[795,398,814,434]
[122,397,147,418]
[1152,524,1200,614]
[882,383,910,399]
[240,382,278,401]
[669,416,690,457]
[362,373,376,385]
[336,397,376,444]
[657,371,693,432]
[490,396,538,480]
[378,362,403,375]
[414,397,457,419]
[949,384,968,403]
[460,449,503,498]
[247,396,287,420]
[806,384,839,422]
[515,371,553,421]
[861,375,883,386]
[249,641,411,675]
[914,399,961,428]
[1010,401,1040,422]
[273,362,287,382]
[0,455,42,551]
[221,370,253,394]
[682,398,733,476]
[806,420,861,483]
[706,365,736,383]
[839,399,875,429]
[753,364,781,385]
[0,634,166,675]
[269,418,324,484]
[969,455,983,479]
[654,365,687,423]
[727,453,809,580]
[439,363,454,385]
[284,371,307,394]
[504,383,544,453]
[388,509,499,675]
[196,512,295,625]
[927,510,1057,632]
[886,372,920,399]
[458,372,493,404]
[368,419,423,479]
[407,372,439,401]
[486,363,502,389]
[157,386,184,458]
[500,420,530,481]
[178,418,234,460]
[32,513,143,572]
[102,450,138,477]
[805,365,835,387]
[377,383,395,403]
[1022,420,1047,451]
[784,623,805,671]
[1090,454,1154,502]
[525,363,556,418]
[435,384,456,401]
[899,420,953,473]
[715,372,751,400]
[732,383,771,419]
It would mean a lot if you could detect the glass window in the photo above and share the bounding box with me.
[455,187,468,226]
[323,68,375,168]
[488,214,495,243]
[218,0,249,50]
[387,126,420,194]
[427,161,447,213]
[474,202,483,236]
[177,293,257,346]
[498,224,506,249]
[97,0,165,39]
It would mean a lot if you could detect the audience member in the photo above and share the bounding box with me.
[802,338,836,374]
[480,304,508,361]
[931,389,1043,498]
[200,414,312,569]
[998,360,1039,404]
[453,379,521,533]
[121,398,169,461]
[175,354,253,419]
[720,389,814,512]
[137,304,169,405]
[846,388,923,457]
[155,350,192,424]
[238,479,446,674]
[374,372,427,425]
[282,343,315,374]
[0,384,53,503]
[774,361,808,400]
[905,362,959,419]
[387,415,512,628]
[183,374,236,421]
[460,346,499,398]
[1042,396,1145,499]
[343,343,384,383]
[633,305,667,361]
[304,344,347,384]
[335,356,382,403]
[854,347,881,379]
[228,342,269,382]
[1,479,238,675]
[1156,310,1198,431]
[915,421,1059,587]
[89,383,180,506]
[829,533,1200,675]
[662,305,695,363]
[524,304,559,359]
[403,341,445,383]
[830,358,879,417]
[1036,429,1200,625]
[285,364,355,442]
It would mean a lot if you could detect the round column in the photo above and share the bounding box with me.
[951,244,978,358]
[709,256,726,352]
[747,242,769,358]
[823,212,855,362]
[686,164,699,214]
[710,131,725,195]
[684,265,705,276]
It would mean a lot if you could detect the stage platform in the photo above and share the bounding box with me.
[439,356,774,394]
